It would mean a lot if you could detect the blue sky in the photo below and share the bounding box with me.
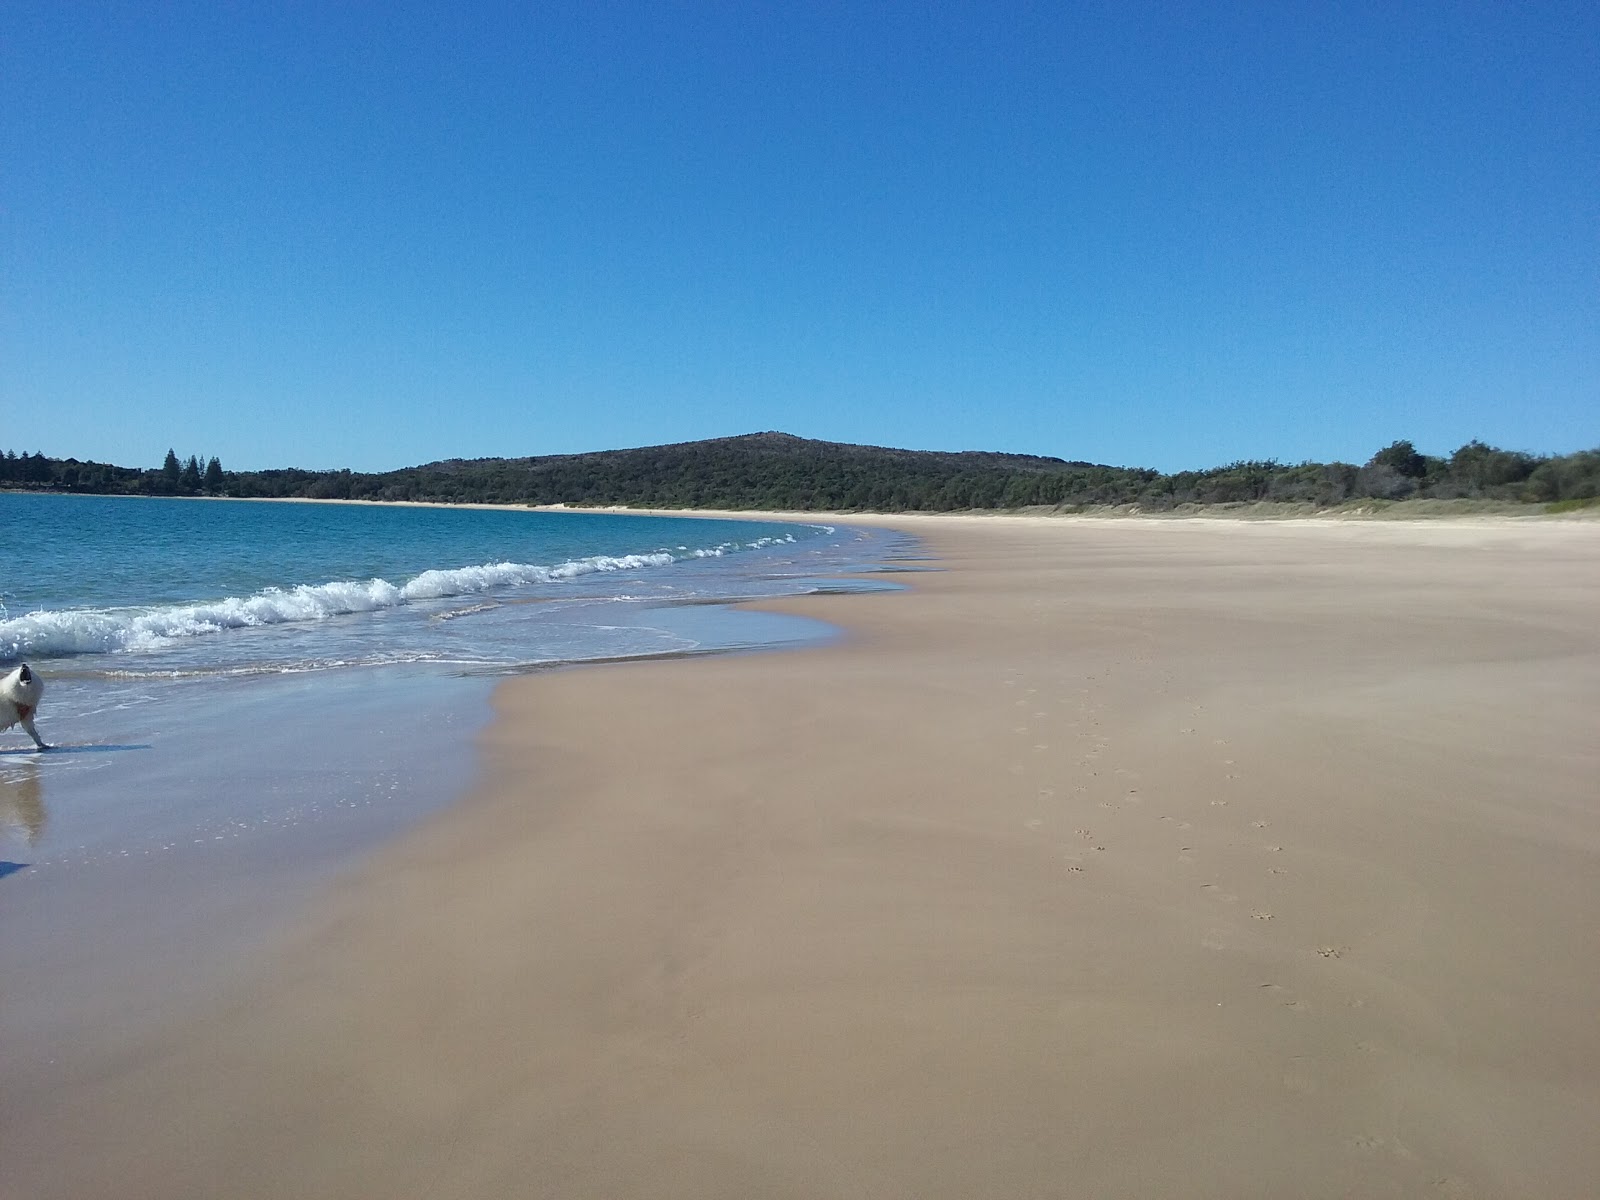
[4,2,1596,472]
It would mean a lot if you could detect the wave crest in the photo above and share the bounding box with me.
[0,541,789,660]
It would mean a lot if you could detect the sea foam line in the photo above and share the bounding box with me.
[0,537,792,660]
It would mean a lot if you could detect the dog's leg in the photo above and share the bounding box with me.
[20,713,50,751]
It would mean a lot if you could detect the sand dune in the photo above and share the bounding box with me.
[5,515,1598,1198]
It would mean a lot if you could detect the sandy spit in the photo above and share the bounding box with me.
[5,515,1599,1199]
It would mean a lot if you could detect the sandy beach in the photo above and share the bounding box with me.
[5,514,1599,1198]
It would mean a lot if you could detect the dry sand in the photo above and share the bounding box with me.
[5,515,1599,1199]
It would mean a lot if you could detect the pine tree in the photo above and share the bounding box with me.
[203,456,224,491]
[181,455,202,491]
[162,448,181,485]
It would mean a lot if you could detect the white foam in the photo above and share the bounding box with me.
[0,548,732,660]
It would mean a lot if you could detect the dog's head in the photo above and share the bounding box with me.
[1,663,44,708]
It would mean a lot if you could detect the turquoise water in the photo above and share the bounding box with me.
[0,492,912,866]
[0,494,853,672]
[0,495,908,864]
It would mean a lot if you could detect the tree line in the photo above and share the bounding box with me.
[0,447,223,496]
[2,433,1596,512]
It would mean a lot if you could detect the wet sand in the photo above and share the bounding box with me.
[5,515,1599,1198]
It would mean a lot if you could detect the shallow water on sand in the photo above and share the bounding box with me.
[1,502,913,873]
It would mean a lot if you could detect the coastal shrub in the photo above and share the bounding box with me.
[1369,440,1428,478]
[1355,463,1417,500]
[1526,451,1600,502]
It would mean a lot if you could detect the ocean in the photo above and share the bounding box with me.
[0,493,910,858]
[0,493,885,674]
[0,495,911,1073]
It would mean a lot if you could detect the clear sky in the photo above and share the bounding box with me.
[4,2,1596,473]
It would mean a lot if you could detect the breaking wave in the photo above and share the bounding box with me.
[0,535,795,660]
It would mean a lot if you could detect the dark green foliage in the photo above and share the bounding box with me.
[1443,440,1538,495]
[1370,440,1428,478]
[1524,449,1600,503]
[3,432,1597,511]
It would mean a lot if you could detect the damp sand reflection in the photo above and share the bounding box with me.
[1,761,45,845]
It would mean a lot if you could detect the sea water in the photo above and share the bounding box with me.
[0,494,912,859]
[0,493,886,674]
[0,495,913,1080]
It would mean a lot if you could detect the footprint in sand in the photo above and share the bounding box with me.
[1259,982,1309,1013]
[1316,945,1349,959]
[1251,821,1270,829]
[1201,884,1238,902]
[1250,909,1273,920]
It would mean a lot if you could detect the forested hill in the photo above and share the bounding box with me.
[390,433,1104,510]
[3,432,1597,512]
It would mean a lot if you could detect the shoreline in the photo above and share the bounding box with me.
[5,514,1599,1196]
[8,485,1596,523]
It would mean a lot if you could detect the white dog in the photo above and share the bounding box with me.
[1,663,50,750]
